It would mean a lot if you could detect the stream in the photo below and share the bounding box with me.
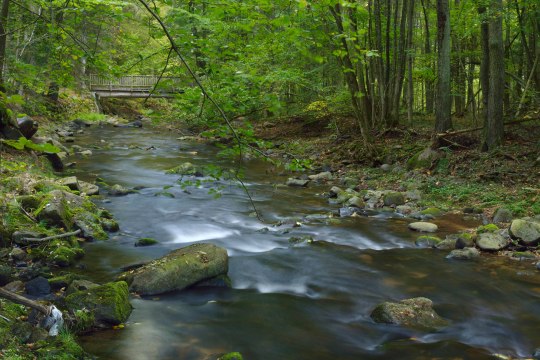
[68,125,540,359]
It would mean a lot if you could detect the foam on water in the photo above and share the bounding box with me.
[164,224,239,243]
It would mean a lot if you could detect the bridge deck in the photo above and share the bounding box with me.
[89,74,184,98]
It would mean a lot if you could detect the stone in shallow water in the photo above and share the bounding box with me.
[408,222,438,233]
[476,232,510,251]
[446,247,480,260]
[370,297,449,331]
[510,219,540,245]
[119,243,228,295]
[414,235,441,248]
[286,178,310,187]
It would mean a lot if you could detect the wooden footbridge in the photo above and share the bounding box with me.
[88,74,185,98]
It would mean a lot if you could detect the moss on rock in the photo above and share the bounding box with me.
[135,237,159,247]
[65,281,132,328]
[477,224,499,234]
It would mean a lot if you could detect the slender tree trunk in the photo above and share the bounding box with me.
[482,0,505,150]
[0,0,10,92]
[406,0,415,125]
[435,0,452,132]
[479,7,489,124]
[420,0,434,114]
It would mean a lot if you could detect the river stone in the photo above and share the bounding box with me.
[36,190,84,227]
[407,148,442,170]
[370,297,448,331]
[58,176,79,190]
[415,235,442,248]
[455,233,475,249]
[383,192,405,207]
[476,232,510,251]
[65,281,132,327]
[109,184,135,196]
[408,222,438,233]
[25,276,51,298]
[446,247,480,260]
[120,243,228,296]
[0,264,13,286]
[286,178,310,187]
[493,208,513,223]
[509,219,540,245]
[329,186,343,197]
[308,171,332,181]
[78,180,99,196]
[436,238,457,250]
[66,279,100,296]
[10,247,27,261]
[345,196,364,208]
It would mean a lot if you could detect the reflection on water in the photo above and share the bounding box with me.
[70,126,540,359]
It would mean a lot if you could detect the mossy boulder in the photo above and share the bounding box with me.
[406,148,442,170]
[33,190,110,240]
[509,218,540,245]
[119,243,228,296]
[370,297,449,331]
[100,218,120,232]
[34,190,82,228]
[135,237,159,247]
[345,196,365,208]
[50,244,85,267]
[476,232,510,251]
[455,232,475,249]
[65,281,132,329]
[414,235,442,248]
[383,192,405,207]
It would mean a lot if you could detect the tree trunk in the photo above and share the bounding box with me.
[420,0,434,114]
[482,0,505,150]
[0,0,9,92]
[435,0,452,132]
[406,0,415,124]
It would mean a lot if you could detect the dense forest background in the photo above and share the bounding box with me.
[0,0,538,154]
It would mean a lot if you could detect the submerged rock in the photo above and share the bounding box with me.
[510,219,540,245]
[446,247,480,260]
[408,222,438,233]
[286,178,310,187]
[414,235,442,248]
[476,232,510,251]
[109,184,135,196]
[119,243,228,295]
[135,237,159,247]
[370,297,448,331]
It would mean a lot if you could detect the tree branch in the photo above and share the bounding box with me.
[21,229,81,243]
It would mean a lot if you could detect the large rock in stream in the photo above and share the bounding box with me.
[370,297,449,331]
[65,281,132,330]
[119,243,229,295]
[510,218,540,245]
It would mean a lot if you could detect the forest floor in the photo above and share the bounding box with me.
[253,112,540,218]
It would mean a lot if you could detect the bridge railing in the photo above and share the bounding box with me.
[88,74,184,94]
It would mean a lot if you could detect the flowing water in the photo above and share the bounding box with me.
[69,125,540,359]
